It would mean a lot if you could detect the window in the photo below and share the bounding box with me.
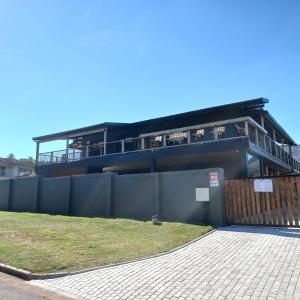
[216,126,225,137]
[0,167,6,177]
[19,168,31,176]
[153,136,162,142]
[195,129,205,137]
[247,153,261,177]
[166,132,188,146]
[168,132,187,142]
[151,135,163,148]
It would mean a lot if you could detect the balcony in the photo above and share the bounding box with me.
[37,117,300,173]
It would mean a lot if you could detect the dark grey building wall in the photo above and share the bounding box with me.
[0,180,10,210]
[39,177,70,214]
[0,168,226,226]
[10,177,39,212]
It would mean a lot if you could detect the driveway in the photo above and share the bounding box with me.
[0,272,70,300]
[32,226,300,300]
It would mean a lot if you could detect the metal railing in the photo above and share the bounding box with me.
[37,116,300,172]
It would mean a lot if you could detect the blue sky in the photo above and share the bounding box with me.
[0,0,299,158]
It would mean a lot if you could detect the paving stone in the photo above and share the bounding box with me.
[33,226,300,300]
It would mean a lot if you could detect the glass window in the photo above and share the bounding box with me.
[247,153,261,177]
[0,167,6,177]
[216,126,225,138]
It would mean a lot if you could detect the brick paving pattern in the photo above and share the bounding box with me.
[33,226,300,300]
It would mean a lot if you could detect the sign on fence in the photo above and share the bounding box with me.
[209,172,219,187]
[254,179,273,193]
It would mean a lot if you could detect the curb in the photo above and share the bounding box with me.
[0,227,218,281]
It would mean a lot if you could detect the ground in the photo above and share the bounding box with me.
[0,272,69,300]
[33,226,300,300]
[0,211,212,274]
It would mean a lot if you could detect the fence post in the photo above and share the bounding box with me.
[7,179,13,211]
[35,176,40,212]
[154,172,160,218]
[209,169,226,226]
[68,176,73,215]
[104,173,113,218]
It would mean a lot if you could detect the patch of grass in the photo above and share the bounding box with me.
[0,211,213,273]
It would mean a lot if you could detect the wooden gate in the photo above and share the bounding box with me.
[225,176,300,227]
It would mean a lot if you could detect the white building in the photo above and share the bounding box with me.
[0,157,33,179]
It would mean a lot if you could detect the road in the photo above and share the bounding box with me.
[0,272,71,300]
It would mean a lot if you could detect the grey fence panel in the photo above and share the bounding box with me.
[113,173,157,220]
[0,180,10,210]
[71,173,111,217]
[160,169,209,223]
[0,168,225,226]
[10,177,39,212]
[39,177,70,214]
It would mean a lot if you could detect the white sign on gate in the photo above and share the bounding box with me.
[254,179,273,193]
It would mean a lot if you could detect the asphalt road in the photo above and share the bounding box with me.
[0,272,71,300]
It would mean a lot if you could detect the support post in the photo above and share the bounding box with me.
[245,121,249,136]
[104,129,107,155]
[281,138,285,162]
[163,135,166,147]
[121,140,125,153]
[141,138,145,150]
[66,138,69,162]
[289,144,294,171]
[240,151,248,178]
[260,113,265,128]
[86,146,89,158]
[272,129,276,141]
[260,158,264,177]
[187,130,191,143]
[255,128,259,146]
[35,141,40,164]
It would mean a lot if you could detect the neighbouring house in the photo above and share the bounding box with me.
[0,157,33,179]
[33,98,300,178]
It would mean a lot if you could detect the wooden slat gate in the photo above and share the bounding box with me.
[225,176,300,227]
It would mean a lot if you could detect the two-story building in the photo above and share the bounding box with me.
[33,98,300,178]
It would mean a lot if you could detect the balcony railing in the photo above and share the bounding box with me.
[37,117,300,172]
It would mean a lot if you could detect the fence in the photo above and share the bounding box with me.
[225,176,300,227]
[0,168,225,226]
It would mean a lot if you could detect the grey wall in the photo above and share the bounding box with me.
[10,177,39,212]
[39,177,70,214]
[0,180,10,210]
[71,173,112,217]
[0,168,226,226]
[113,173,157,219]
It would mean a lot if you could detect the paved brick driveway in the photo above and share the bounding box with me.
[33,226,300,300]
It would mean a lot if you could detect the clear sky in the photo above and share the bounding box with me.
[0,0,299,158]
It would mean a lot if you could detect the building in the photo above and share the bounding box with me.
[0,157,33,179]
[33,98,300,178]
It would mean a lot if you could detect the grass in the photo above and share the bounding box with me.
[0,211,213,274]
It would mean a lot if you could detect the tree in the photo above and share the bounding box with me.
[7,153,15,159]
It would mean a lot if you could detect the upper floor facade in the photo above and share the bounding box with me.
[33,98,300,177]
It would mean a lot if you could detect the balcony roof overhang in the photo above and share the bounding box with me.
[33,122,128,143]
